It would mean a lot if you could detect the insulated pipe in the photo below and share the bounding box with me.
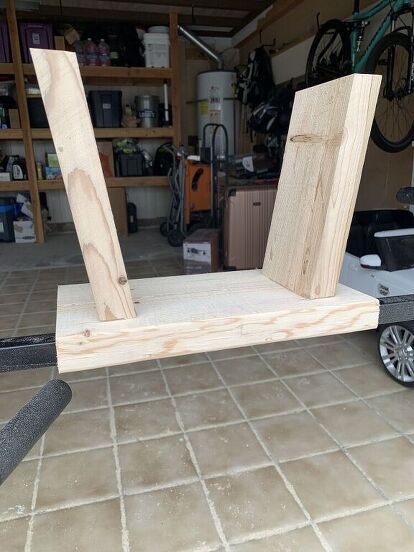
[0,380,72,484]
[178,25,224,69]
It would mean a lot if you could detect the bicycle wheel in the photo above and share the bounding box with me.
[365,32,414,153]
[305,19,351,87]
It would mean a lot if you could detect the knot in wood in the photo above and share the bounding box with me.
[118,276,128,286]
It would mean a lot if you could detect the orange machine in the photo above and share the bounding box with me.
[184,160,212,225]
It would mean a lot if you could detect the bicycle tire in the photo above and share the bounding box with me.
[365,32,414,153]
[305,19,351,87]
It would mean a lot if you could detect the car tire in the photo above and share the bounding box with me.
[377,322,414,387]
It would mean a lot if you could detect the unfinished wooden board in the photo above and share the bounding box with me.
[56,270,379,373]
[263,73,381,299]
[31,49,135,322]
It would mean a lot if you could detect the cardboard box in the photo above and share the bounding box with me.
[8,109,20,129]
[54,35,66,50]
[183,229,220,274]
[13,220,36,243]
[108,188,128,237]
[97,141,115,177]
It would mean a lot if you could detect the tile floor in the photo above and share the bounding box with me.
[1,257,414,551]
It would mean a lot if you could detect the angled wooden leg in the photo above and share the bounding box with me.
[31,49,135,322]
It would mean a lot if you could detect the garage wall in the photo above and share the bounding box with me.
[238,0,414,211]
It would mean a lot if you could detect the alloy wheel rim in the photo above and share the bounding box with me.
[379,325,414,383]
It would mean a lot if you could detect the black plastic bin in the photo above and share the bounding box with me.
[0,197,15,242]
[88,90,122,128]
[116,153,145,177]
[27,97,48,128]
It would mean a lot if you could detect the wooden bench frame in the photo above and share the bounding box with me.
[31,49,381,373]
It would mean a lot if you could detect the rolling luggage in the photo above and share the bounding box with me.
[224,184,277,270]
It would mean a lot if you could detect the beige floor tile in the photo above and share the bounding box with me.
[115,398,180,442]
[215,356,273,386]
[209,347,255,361]
[282,451,383,519]
[395,498,414,523]
[108,359,158,376]
[336,363,402,398]
[65,379,108,412]
[207,467,305,541]
[0,293,27,305]
[0,330,12,338]
[0,387,39,423]
[110,371,167,405]
[0,303,24,316]
[188,423,268,477]
[284,373,356,408]
[311,401,397,446]
[1,283,33,293]
[31,499,122,552]
[18,312,56,329]
[119,435,197,493]
[231,380,301,419]
[160,353,208,368]
[0,460,37,521]
[125,483,220,552]
[0,516,29,551]
[14,325,55,337]
[30,290,57,302]
[320,506,414,551]
[0,366,52,393]
[60,366,106,382]
[368,391,414,432]
[348,437,414,499]
[254,411,336,462]
[175,389,243,430]
[254,340,299,354]
[309,341,373,369]
[32,282,58,292]
[164,363,222,395]
[37,448,118,510]
[24,300,56,314]
[295,335,343,347]
[43,408,112,456]
[0,315,19,331]
[265,349,325,378]
[230,526,324,551]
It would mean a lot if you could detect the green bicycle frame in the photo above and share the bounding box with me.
[351,0,412,71]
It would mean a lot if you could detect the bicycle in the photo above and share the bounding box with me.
[306,0,414,153]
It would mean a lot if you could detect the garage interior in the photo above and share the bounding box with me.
[1,0,414,551]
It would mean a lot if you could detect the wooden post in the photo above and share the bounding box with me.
[6,0,45,243]
[31,49,136,321]
[170,12,182,146]
[263,74,381,299]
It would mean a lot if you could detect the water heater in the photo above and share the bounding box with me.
[197,70,239,157]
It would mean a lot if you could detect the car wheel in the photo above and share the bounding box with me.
[378,323,414,387]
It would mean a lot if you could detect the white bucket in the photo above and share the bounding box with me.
[143,32,170,68]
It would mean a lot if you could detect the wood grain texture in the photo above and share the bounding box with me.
[31,49,135,321]
[263,74,381,299]
[56,270,379,373]
[170,12,182,146]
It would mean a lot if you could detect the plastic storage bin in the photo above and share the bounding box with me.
[19,23,53,63]
[0,197,15,242]
[88,91,122,128]
[143,33,170,68]
[116,153,145,177]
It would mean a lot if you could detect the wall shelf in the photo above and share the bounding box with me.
[0,2,181,243]
[38,176,169,190]
[31,127,174,139]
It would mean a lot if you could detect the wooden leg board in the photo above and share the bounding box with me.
[56,270,379,373]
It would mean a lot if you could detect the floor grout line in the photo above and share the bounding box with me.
[205,352,333,552]
[157,358,231,552]
[24,433,45,552]
[105,368,130,552]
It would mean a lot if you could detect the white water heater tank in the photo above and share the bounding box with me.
[197,70,239,157]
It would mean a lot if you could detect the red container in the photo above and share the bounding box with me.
[19,23,53,63]
[0,22,11,63]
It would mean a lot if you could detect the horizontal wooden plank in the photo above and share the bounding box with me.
[0,180,30,191]
[0,129,23,139]
[56,270,379,373]
[38,176,169,190]
[0,62,14,75]
[32,127,174,140]
[23,63,172,83]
